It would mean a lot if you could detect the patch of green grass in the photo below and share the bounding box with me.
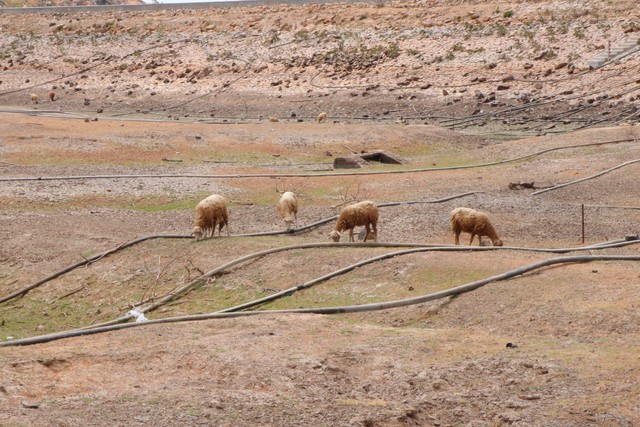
[186,280,271,313]
[81,249,100,258]
[127,194,207,213]
[0,298,96,341]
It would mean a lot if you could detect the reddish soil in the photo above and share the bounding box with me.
[1,1,640,426]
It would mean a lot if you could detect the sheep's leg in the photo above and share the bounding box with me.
[454,231,461,245]
[363,225,371,242]
[469,234,475,245]
[348,228,355,242]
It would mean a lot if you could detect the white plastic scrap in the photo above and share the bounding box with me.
[126,308,148,322]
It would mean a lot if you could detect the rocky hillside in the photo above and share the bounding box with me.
[0,0,143,7]
[0,0,638,132]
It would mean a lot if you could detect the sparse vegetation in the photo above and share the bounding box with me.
[1,1,639,424]
[494,23,508,37]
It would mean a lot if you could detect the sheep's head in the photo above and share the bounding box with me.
[192,226,204,241]
[329,230,341,242]
[492,239,504,247]
[283,216,294,230]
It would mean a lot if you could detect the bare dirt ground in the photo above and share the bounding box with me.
[1,1,640,426]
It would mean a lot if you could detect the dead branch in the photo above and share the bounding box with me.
[57,286,86,300]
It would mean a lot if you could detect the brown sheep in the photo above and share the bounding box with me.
[192,194,229,240]
[277,191,298,230]
[329,200,378,242]
[317,112,327,123]
[450,207,503,246]
[48,91,56,101]
[30,94,39,104]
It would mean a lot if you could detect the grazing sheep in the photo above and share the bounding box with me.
[48,91,56,101]
[30,94,39,104]
[317,112,327,123]
[192,194,229,240]
[329,200,378,242]
[277,191,298,230]
[269,117,279,122]
[450,207,503,246]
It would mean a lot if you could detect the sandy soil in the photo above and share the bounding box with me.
[1,1,640,426]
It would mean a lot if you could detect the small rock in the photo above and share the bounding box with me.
[520,394,542,401]
[21,401,39,409]
[333,157,361,169]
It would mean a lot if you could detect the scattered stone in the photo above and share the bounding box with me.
[520,394,542,401]
[21,401,40,409]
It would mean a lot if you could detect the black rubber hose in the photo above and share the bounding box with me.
[78,238,640,330]
[2,254,639,347]
[0,139,636,182]
[217,239,639,313]
[0,234,187,305]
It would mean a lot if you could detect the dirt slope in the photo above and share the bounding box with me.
[1,1,640,426]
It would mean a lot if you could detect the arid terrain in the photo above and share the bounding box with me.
[1,1,640,426]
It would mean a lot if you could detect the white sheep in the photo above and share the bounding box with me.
[450,207,503,246]
[317,112,327,123]
[192,194,229,240]
[277,191,298,230]
[30,93,39,104]
[329,200,378,242]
